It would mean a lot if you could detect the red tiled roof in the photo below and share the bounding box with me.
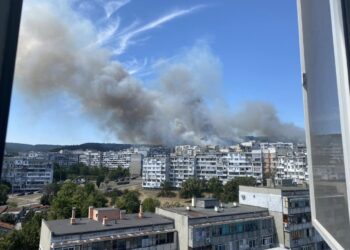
[0,221,14,230]
[0,206,8,214]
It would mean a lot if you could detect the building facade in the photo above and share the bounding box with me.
[169,154,196,188]
[2,156,53,192]
[239,186,329,250]
[142,155,169,188]
[39,206,177,250]
[156,198,277,250]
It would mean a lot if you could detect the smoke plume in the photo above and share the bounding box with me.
[14,1,304,145]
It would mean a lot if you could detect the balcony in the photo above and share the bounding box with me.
[283,206,311,214]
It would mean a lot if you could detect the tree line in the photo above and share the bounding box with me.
[177,176,256,202]
[53,163,130,187]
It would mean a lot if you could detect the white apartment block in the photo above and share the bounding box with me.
[174,145,200,156]
[221,150,263,184]
[169,154,196,188]
[142,155,169,188]
[195,153,227,183]
[2,156,53,192]
[276,154,309,184]
[78,150,102,167]
[48,150,79,167]
[102,151,131,169]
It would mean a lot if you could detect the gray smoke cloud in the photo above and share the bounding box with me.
[14,1,304,145]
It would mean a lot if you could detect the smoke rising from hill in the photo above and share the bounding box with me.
[14,1,304,145]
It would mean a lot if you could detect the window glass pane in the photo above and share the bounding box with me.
[300,0,350,247]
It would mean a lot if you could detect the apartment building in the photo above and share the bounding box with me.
[196,153,227,183]
[102,151,131,169]
[143,150,265,188]
[129,153,143,177]
[142,155,169,188]
[78,150,102,167]
[2,156,53,192]
[239,186,329,250]
[222,150,263,184]
[261,147,277,176]
[39,206,177,250]
[174,145,200,156]
[48,150,80,167]
[276,154,308,184]
[169,153,196,188]
[156,198,277,250]
[260,142,294,157]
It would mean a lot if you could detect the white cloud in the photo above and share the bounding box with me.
[103,0,130,19]
[113,5,205,55]
[95,17,121,46]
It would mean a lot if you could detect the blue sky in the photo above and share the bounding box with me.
[7,0,303,145]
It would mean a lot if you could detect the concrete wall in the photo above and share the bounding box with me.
[130,153,142,176]
[156,208,188,250]
[239,186,285,247]
[239,190,283,213]
[39,220,52,250]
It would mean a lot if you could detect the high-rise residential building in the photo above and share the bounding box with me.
[195,153,226,183]
[129,153,143,177]
[298,0,350,248]
[142,155,169,188]
[174,145,200,156]
[78,150,102,167]
[102,151,131,169]
[2,156,53,192]
[48,150,80,167]
[222,151,263,184]
[261,147,277,176]
[169,153,196,188]
[276,154,308,184]
[239,185,329,250]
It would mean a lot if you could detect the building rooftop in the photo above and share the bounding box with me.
[240,185,308,193]
[0,221,15,230]
[44,212,173,236]
[160,204,268,219]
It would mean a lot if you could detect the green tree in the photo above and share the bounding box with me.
[49,181,107,219]
[157,181,176,197]
[142,198,161,213]
[116,190,140,213]
[40,183,61,206]
[0,213,16,224]
[0,212,47,250]
[0,184,10,205]
[108,166,130,181]
[0,230,25,250]
[179,178,206,199]
[105,188,123,205]
[96,175,104,188]
[53,164,67,182]
[207,177,223,199]
[222,177,256,202]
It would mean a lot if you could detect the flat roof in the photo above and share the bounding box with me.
[160,204,268,219]
[45,212,173,236]
[239,185,308,193]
